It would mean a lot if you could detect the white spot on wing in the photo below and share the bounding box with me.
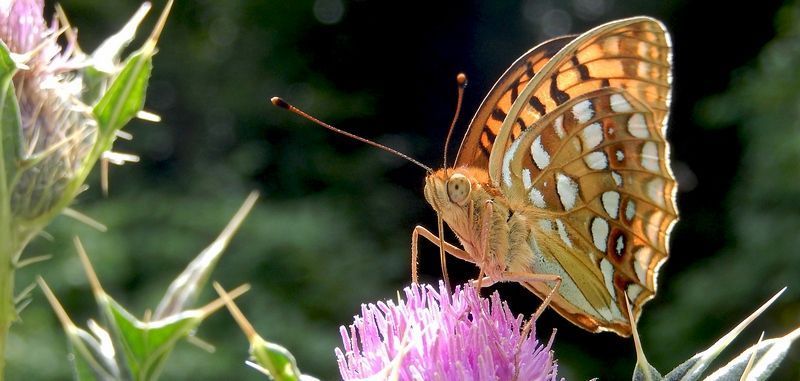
[591,218,609,251]
[616,150,624,161]
[647,178,665,206]
[616,235,625,256]
[538,219,553,232]
[625,200,636,221]
[502,138,523,187]
[610,93,633,113]
[553,115,565,139]
[556,173,579,211]
[612,171,622,187]
[584,151,607,170]
[531,136,550,169]
[641,142,659,171]
[529,187,546,208]
[601,258,616,301]
[628,113,649,138]
[627,284,644,302]
[633,248,651,284]
[601,191,620,218]
[572,99,594,123]
[556,219,572,247]
[581,122,603,150]
[637,61,651,78]
[522,168,532,189]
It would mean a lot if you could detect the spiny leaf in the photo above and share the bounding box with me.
[703,327,800,381]
[213,282,319,381]
[154,191,259,319]
[82,2,152,104]
[664,288,786,381]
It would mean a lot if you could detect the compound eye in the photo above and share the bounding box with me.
[446,173,471,205]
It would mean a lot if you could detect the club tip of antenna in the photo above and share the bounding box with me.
[270,97,290,109]
[456,73,467,87]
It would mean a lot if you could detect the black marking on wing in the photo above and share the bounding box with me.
[572,56,591,80]
[528,96,547,115]
[550,74,570,105]
[491,108,507,122]
[510,80,520,102]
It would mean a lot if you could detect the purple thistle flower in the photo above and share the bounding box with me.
[336,282,560,381]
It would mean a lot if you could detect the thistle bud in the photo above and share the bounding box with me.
[1,0,93,221]
[0,0,166,235]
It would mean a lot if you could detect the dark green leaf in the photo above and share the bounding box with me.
[104,297,203,380]
[92,49,152,147]
[250,337,303,381]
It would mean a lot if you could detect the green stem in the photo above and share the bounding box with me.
[0,225,19,381]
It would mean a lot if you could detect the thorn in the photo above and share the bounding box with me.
[212,282,256,339]
[202,283,250,320]
[740,332,765,381]
[73,237,105,299]
[63,208,108,232]
[15,254,52,269]
[37,277,77,331]
[142,0,173,54]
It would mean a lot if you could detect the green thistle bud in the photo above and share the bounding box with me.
[0,0,166,238]
[2,0,95,221]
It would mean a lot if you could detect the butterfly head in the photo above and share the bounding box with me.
[423,168,492,237]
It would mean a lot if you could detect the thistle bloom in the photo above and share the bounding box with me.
[336,282,560,381]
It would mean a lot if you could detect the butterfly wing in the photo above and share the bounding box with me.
[489,17,675,335]
[488,16,672,182]
[454,35,575,169]
[506,88,676,335]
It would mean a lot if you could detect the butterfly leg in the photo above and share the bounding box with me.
[411,225,472,284]
[501,271,562,320]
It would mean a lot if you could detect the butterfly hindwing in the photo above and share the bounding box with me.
[500,86,676,333]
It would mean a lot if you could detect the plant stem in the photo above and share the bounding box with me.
[0,225,16,381]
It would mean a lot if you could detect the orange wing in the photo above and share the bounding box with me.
[454,36,574,169]
[488,17,672,184]
[486,17,674,335]
[502,88,677,334]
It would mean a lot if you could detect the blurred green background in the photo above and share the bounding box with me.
[6,0,800,379]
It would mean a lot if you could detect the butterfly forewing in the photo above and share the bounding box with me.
[455,36,575,169]
[488,17,672,183]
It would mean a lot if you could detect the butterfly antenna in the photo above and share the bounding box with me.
[442,73,468,169]
[271,97,432,172]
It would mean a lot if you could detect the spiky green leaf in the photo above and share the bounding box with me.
[703,327,800,381]
[103,297,203,380]
[92,48,152,147]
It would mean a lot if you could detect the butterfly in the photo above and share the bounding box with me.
[414,16,676,336]
[273,16,676,337]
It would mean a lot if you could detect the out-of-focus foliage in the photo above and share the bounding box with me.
[646,1,800,380]
[4,0,798,380]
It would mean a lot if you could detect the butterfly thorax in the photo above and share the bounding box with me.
[423,167,512,279]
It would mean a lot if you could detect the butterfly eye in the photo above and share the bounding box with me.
[446,173,471,205]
